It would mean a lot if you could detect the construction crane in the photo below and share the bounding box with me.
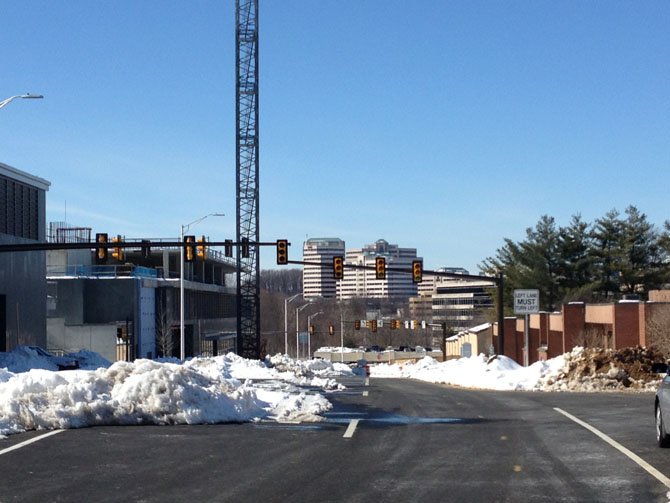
[235,0,261,358]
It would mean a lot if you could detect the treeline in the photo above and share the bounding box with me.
[260,268,302,295]
[480,206,670,312]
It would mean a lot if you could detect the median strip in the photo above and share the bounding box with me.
[554,407,670,489]
[0,430,64,456]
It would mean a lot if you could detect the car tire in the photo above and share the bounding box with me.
[656,405,670,448]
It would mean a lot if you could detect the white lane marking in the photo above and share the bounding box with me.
[554,407,670,489]
[363,391,369,397]
[343,419,360,438]
[0,430,65,456]
[365,378,370,386]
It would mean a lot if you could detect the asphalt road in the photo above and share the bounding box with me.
[1,376,669,502]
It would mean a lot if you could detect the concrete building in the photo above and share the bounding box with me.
[409,268,495,333]
[46,223,236,362]
[337,239,419,300]
[0,162,50,350]
[302,238,345,299]
[417,267,470,295]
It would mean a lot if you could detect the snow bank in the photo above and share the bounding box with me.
[370,347,664,392]
[0,351,353,437]
[371,354,566,391]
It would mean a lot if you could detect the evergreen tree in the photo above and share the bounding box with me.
[556,214,596,302]
[591,209,624,300]
[618,206,666,296]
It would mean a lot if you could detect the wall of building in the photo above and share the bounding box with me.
[493,299,670,366]
[47,318,117,362]
[1,163,49,351]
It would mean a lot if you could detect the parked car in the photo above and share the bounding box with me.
[655,364,670,447]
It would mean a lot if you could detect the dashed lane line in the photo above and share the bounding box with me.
[343,419,360,439]
[554,407,670,489]
[0,430,64,456]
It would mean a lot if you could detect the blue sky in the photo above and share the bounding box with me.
[2,1,668,273]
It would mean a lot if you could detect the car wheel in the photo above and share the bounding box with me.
[656,405,670,448]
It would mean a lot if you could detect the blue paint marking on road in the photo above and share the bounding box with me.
[322,412,484,426]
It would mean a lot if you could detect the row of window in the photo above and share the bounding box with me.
[0,175,40,240]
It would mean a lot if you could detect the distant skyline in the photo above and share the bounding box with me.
[2,1,668,274]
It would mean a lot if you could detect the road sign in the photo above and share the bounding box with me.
[513,289,540,315]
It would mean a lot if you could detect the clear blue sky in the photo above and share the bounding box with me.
[2,1,669,273]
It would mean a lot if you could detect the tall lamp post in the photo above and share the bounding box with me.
[180,213,224,360]
[0,93,43,110]
[296,303,312,360]
[306,311,323,360]
[284,293,302,356]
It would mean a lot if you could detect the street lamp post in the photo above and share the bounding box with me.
[284,293,302,356]
[296,303,311,360]
[306,311,323,360]
[0,93,43,110]
[180,213,224,360]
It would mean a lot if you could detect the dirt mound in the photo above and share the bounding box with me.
[547,346,666,392]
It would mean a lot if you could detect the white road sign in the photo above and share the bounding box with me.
[513,289,540,315]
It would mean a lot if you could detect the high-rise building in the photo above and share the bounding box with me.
[302,238,345,299]
[337,239,419,300]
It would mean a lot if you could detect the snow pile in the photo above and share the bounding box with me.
[371,354,566,391]
[371,347,665,392]
[0,350,350,437]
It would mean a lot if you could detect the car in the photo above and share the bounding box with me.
[655,364,670,447]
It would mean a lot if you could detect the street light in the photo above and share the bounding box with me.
[284,293,302,356]
[0,93,43,110]
[180,213,224,360]
[306,311,323,360]
[296,303,312,360]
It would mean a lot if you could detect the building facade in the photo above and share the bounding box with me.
[46,222,237,362]
[302,238,345,299]
[409,267,495,333]
[337,239,419,300]
[0,162,50,350]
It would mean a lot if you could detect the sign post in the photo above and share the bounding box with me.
[514,289,540,366]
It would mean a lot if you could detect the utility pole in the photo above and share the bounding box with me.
[236,0,261,358]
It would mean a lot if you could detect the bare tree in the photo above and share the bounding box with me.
[574,325,608,349]
[647,305,670,356]
[155,297,176,358]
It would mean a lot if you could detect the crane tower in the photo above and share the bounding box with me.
[235,0,260,358]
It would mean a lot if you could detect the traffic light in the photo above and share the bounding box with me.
[412,260,423,283]
[329,324,334,336]
[309,325,315,335]
[390,320,397,330]
[354,319,361,330]
[371,319,378,333]
[276,239,288,265]
[224,239,233,257]
[184,235,196,262]
[197,235,207,260]
[375,257,386,280]
[95,233,108,264]
[241,237,249,258]
[333,256,344,280]
[112,235,124,262]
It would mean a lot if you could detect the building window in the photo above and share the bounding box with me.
[0,175,39,240]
